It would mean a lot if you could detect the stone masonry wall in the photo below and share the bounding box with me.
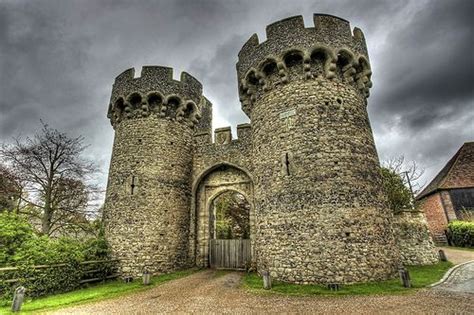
[190,123,254,267]
[249,77,400,284]
[104,66,204,278]
[393,211,438,265]
[103,13,438,285]
[237,14,400,284]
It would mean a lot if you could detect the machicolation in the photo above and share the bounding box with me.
[103,13,438,285]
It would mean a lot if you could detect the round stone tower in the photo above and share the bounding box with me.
[237,14,400,284]
[103,66,204,277]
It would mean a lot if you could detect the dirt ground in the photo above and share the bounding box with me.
[48,269,473,315]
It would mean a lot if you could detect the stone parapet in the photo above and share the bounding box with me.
[107,66,204,128]
[236,14,371,117]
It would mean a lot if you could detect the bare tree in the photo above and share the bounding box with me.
[383,155,425,195]
[0,122,99,236]
[0,165,22,213]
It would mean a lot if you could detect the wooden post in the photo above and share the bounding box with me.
[262,271,272,290]
[328,283,340,291]
[399,267,411,288]
[438,249,448,262]
[11,286,25,312]
[143,270,151,285]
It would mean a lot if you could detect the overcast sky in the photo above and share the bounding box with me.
[1,0,473,194]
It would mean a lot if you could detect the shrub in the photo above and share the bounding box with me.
[380,167,413,213]
[12,236,86,265]
[0,212,34,267]
[447,221,474,248]
[83,225,111,261]
[0,213,115,302]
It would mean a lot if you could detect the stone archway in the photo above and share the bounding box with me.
[191,163,254,268]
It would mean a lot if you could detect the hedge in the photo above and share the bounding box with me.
[447,221,474,248]
[0,260,118,304]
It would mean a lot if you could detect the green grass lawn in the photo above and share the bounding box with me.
[243,261,453,296]
[0,269,197,314]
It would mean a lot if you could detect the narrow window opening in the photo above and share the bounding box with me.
[285,152,291,176]
[130,175,136,195]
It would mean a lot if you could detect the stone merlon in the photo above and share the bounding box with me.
[111,66,203,105]
[236,13,368,82]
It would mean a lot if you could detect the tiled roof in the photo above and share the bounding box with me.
[417,142,474,199]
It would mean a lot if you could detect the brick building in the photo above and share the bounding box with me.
[417,142,474,243]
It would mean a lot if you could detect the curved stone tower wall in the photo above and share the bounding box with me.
[237,14,400,284]
[103,66,205,277]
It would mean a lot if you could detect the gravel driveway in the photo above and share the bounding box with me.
[48,269,473,315]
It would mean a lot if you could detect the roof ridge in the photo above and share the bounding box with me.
[416,144,465,199]
[438,144,466,189]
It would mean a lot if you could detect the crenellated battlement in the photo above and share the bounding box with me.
[194,123,252,148]
[113,66,202,98]
[107,66,205,128]
[237,14,367,71]
[236,14,372,117]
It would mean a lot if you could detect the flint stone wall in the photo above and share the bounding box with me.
[393,211,439,265]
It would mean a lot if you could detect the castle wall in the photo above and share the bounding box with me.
[104,118,193,277]
[190,124,254,266]
[104,66,204,278]
[249,77,399,284]
[103,13,438,285]
[192,124,253,179]
[236,14,400,284]
[393,211,438,265]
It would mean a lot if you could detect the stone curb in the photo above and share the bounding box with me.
[429,260,474,288]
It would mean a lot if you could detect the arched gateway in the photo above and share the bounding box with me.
[191,163,255,268]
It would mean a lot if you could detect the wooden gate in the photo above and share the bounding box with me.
[209,239,251,269]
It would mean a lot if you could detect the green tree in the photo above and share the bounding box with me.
[213,191,250,239]
[0,165,21,213]
[380,167,413,213]
[0,212,34,266]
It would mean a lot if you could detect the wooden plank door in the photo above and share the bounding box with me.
[209,239,251,270]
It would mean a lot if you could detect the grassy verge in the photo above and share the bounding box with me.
[243,262,453,296]
[0,269,197,314]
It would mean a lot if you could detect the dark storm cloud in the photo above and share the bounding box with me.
[372,0,473,124]
[0,0,472,192]
[366,0,473,186]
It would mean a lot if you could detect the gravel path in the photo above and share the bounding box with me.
[438,247,474,265]
[434,261,474,293]
[48,270,473,315]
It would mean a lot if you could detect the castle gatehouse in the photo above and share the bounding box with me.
[103,13,438,284]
